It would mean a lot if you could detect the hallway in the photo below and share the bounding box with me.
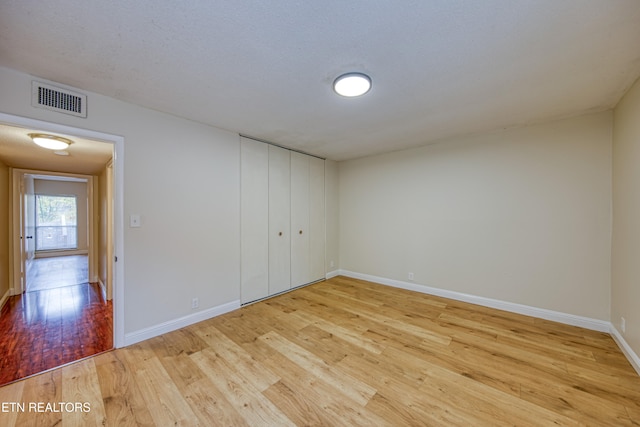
[0,256,112,386]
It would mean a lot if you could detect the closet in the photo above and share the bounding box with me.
[240,137,325,304]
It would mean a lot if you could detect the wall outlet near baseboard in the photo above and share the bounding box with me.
[621,317,626,333]
[330,260,335,268]
[191,297,199,309]
[408,272,414,281]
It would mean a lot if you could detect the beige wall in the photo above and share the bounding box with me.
[612,76,640,357]
[98,167,106,287]
[98,164,112,299]
[90,176,100,284]
[0,159,9,301]
[339,112,612,320]
[33,178,89,255]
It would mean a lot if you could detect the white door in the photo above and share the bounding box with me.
[308,157,325,282]
[268,145,291,295]
[290,152,310,288]
[240,138,269,303]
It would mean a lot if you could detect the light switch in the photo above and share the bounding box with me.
[130,214,141,228]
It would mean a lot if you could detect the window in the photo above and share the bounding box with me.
[35,195,78,251]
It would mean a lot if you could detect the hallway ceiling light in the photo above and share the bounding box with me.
[333,72,372,97]
[29,133,73,150]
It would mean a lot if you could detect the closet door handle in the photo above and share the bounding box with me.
[299,230,303,235]
[278,232,283,236]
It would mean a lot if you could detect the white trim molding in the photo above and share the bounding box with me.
[98,278,107,302]
[34,249,89,258]
[610,326,640,376]
[338,270,611,332]
[0,288,10,311]
[124,300,240,346]
[325,270,340,279]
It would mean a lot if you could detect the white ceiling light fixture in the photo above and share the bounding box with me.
[333,72,372,97]
[29,133,73,150]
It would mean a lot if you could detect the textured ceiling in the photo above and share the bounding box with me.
[1,1,640,161]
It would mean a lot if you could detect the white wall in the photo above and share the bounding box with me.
[0,66,241,336]
[339,112,612,320]
[612,76,640,358]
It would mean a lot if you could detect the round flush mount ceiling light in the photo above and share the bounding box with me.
[333,72,372,97]
[29,133,73,150]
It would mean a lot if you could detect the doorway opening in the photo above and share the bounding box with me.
[24,175,91,291]
[0,113,124,385]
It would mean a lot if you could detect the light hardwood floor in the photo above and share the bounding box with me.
[1,276,639,426]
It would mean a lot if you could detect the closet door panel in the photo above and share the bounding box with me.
[240,138,269,303]
[309,157,326,282]
[290,152,310,288]
[268,145,291,295]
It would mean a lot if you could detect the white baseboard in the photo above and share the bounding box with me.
[35,249,89,258]
[338,270,611,332]
[326,269,340,279]
[97,278,107,301]
[610,326,640,376]
[0,288,10,311]
[124,299,240,346]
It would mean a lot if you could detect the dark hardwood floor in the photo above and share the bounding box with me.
[0,256,112,386]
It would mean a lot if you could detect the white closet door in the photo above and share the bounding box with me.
[309,157,325,282]
[268,145,291,294]
[290,151,310,288]
[240,138,269,303]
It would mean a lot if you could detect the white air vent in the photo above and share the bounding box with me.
[31,81,87,118]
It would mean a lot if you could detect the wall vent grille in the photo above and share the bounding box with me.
[31,81,87,118]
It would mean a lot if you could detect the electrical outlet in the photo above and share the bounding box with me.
[621,317,626,334]
[408,272,414,281]
[191,297,199,309]
[330,260,335,268]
